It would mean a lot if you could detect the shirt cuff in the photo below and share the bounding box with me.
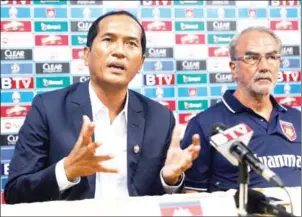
[55,157,81,192]
[160,168,184,194]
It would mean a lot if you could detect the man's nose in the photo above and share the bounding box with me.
[112,41,126,58]
[257,56,270,70]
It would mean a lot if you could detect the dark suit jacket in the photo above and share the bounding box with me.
[4,81,176,204]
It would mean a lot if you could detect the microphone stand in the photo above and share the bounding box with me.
[238,162,249,216]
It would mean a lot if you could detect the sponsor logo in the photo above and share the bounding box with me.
[33,0,67,5]
[144,87,175,99]
[70,60,89,75]
[208,46,229,57]
[176,60,206,71]
[207,58,230,71]
[73,76,90,83]
[70,21,93,32]
[33,47,70,61]
[178,87,207,97]
[0,0,31,5]
[206,0,235,5]
[0,134,19,146]
[269,0,299,6]
[1,6,31,19]
[71,35,87,46]
[207,21,236,31]
[1,91,34,104]
[211,85,236,96]
[142,21,172,31]
[208,34,235,44]
[175,34,205,45]
[143,60,174,72]
[270,8,298,18]
[1,192,5,204]
[274,84,301,95]
[141,7,172,19]
[1,49,32,60]
[280,120,297,141]
[1,63,33,75]
[144,74,175,86]
[157,100,176,110]
[36,63,69,74]
[1,77,34,89]
[207,8,236,18]
[160,201,203,216]
[1,177,8,192]
[33,7,67,19]
[278,71,300,82]
[146,32,174,47]
[72,48,84,60]
[210,98,222,106]
[174,0,203,5]
[36,76,70,88]
[146,48,173,58]
[257,154,301,169]
[178,100,208,111]
[1,21,31,32]
[1,149,15,162]
[276,96,301,107]
[281,46,300,56]
[175,21,204,31]
[34,21,68,32]
[271,20,298,30]
[35,35,69,46]
[238,8,267,18]
[1,33,33,47]
[174,45,207,59]
[1,163,9,176]
[281,58,300,69]
[1,105,31,117]
[177,74,207,85]
[173,8,204,19]
[1,118,25,134]
[70,0,103,4]
[210,73,235,83]
[178,113,198,124]
[140,0,171,6]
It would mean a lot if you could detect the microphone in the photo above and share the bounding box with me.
[234,189,295,217]
[210,123,284,188]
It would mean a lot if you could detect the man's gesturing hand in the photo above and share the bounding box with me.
[64,115,118,181]
[162,125,200,185]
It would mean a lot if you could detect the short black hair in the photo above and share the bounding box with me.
[86,10,146,55]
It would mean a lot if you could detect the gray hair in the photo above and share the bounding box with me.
[229,26,283,60]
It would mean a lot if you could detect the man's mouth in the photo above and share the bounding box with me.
[255,77,272,82]
[108,63,125,71]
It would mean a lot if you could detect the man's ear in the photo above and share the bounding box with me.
[138,55,146,74]
[229,61,237,79]
[83,47,90,66]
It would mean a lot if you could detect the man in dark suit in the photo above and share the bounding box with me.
[4,11,200,204]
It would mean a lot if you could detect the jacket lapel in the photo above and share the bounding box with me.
[127,91,145,196]
[70,81,95,198]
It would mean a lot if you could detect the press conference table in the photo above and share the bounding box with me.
[1,187,301,216]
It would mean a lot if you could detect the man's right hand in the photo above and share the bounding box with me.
[64,115,118,181]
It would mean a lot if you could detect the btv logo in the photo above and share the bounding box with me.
[144,74,175,86]
[1,77,34,89]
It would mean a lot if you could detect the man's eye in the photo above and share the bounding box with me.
[245,55,257,61]
[127,41,137,46]
[103,38,112,42]
[267,55,278,60]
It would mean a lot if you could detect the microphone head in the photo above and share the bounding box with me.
[234,189,267,214]
[211,123,228,136]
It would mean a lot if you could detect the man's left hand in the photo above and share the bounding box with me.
[162,125,200,185]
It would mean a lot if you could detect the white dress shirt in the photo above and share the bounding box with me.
[55,82,183,198]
